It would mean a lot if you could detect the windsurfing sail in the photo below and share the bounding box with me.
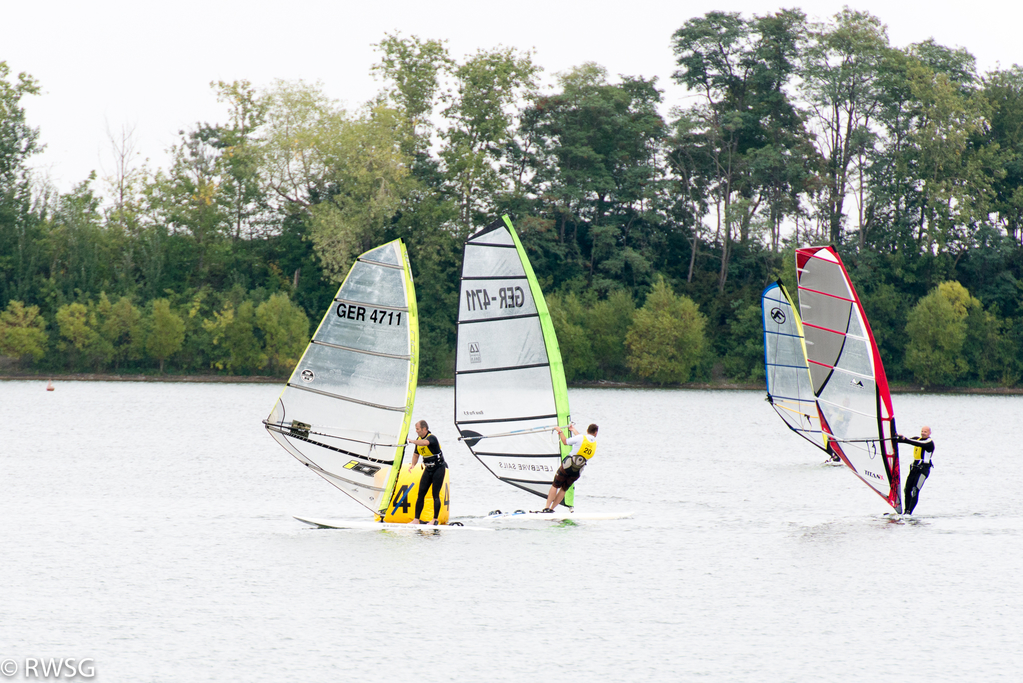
[761,280,828,452]
[795,246,902,512]
[264,239,418,517]
[454,216,573,505]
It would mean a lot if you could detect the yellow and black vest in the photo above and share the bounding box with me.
[564,434,597,472]
[417,433,444,467]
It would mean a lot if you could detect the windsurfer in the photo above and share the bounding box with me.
[407,420,447,525]
[894,427,935,514]
[542,423,598,512]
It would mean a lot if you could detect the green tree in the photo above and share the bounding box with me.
[521,64,666,292]
[256,293,309,375]
[203,300,264,373]
[983,66,1023,243]
[0,62,42,306]
[441,46,539,232]
[800,8,890,245]
[97,293,144,370]
[146,298,185,372]
[148,126,232,288]
[625,277,707,383]
[588,290,635,380]
[908,61,997,256]
[672,10,808,289]
[209,80,268,241]
[721,299,764,381]
[258,81,412,281]
[55,302,99,370]
[0,299,47,362]
[904,281,977,386]
[546,292,595,381]
[371,33,453,157]
[963,303,1013,384]
[45,178,110,303]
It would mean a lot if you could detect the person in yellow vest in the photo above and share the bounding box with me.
[895,426,935,515]
[542,422,598,512]
[406,420,447,525]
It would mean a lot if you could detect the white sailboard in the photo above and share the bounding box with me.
[293,515,493,532]
[264,239,433,521]
[795,246,902,513]
[483,509,634,522]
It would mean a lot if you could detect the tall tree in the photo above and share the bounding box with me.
[0,62,42,305]
[981,66,1023,243]
[208,80,269,241]
[521,63,667,293]
[371,33,452,158]
[257,81,412,281]
[441,46,539,234]
[671,10,807,290]
[800,8,889,245]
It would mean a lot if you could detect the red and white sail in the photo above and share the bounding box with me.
[796,246,902,513]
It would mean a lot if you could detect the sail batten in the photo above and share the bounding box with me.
[456,362,551,376]
[309,340,411,360]
[455,216,573,505]
[458,313,542,325]
[283,383,407,412]
[457,414,559,426]
[265,239,419,516]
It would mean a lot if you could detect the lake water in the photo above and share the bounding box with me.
[1,380,1019,682]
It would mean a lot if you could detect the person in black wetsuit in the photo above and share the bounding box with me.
[895,426,935,515]
[406,420,447,525]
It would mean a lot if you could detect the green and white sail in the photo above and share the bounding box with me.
[454,216,573,504]
[264,239,418,516]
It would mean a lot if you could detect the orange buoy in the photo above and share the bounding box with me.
[46,380,54,391]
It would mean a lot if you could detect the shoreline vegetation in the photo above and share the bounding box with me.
[6,13,1023,390]
[4,371,1022,395]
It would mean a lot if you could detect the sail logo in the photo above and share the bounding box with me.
[469,342,482,364]
[344,461,380,476]
[850,379,863,387]
[770,307,786,324]
[301,369,315,382]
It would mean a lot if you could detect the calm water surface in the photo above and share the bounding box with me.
[1,380,1019,682]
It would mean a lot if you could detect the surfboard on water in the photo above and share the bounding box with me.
[264,239,450,525]
[454,216,574,503]
[483,509,634,521]
[293,516,493,532]
[796,246,902,514]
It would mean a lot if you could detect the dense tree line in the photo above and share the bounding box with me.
[3,9,1023,386]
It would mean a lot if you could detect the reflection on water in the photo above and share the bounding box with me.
[1,381,1020,681]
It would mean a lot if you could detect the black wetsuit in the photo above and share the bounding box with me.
[414,433,446,520]
[897,434,935,514]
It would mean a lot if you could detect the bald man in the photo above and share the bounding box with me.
[895,426,935,515]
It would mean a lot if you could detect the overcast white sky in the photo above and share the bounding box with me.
[7,0,1023,194]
